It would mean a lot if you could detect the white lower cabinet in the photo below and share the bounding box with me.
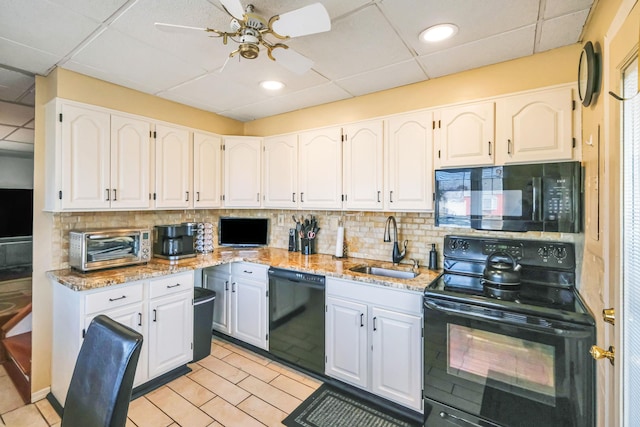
[204,263,268,350]
[51,271,194,405]
[325,277,423,412]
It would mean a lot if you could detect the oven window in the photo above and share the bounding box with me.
[448,324,555,404]
[86,236,138,262]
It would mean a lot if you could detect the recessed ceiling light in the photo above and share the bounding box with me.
[419,23,458,43]
[260,80,285,91]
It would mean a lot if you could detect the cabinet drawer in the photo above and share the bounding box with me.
[231,262,268,281]
[84,282,144,315]
[149,272,194,299]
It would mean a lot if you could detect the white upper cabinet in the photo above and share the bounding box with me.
[263,134,298,208]
[343,120,384,210]
[435,102,495,168]
[224,137,262,208]
[298,127,343,209]
[193,131,223,209]
[496,86,574,164]
[110,114,152,209]
[154,124,192,209]
[385,111,434,211]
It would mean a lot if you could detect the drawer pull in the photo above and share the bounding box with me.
[225,281,229,291]
[153,309,157,322]
[138,313,142,326]
[360,313,364,327]
[373,316,377,331]
[243,270,253,274]
[109,295,127,302]
[167,283,181,289]
[232,282,236,292]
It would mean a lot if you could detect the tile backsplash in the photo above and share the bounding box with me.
[50,209,580,272]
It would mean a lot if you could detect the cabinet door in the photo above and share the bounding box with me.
[61,104,111,210]
[193,131,222,208]
[298,127,342,209]
[148,291,193,377]
[231,278,267,349]
[263,135,298,208]
[385,111,434,211]
[85,302,147,386]
[437,102,495,168]
[497,86,574,164]
[371,307,422,411]
[110,114,151,209]
[343,120,384,210]
[325,296,368,388]
[204,268,231,334]
[155,124,191,208]
[224,137,262,207]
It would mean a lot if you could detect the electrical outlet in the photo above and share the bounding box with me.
[277,214,285,226]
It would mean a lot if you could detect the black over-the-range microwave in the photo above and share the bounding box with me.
[435,161,582,233]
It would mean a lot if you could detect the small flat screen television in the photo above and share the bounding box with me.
[218,217,269,247]
[0,189,33,238]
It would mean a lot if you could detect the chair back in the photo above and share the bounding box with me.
[62,315,143,427]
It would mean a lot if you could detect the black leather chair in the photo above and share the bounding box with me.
[61,315,143,427]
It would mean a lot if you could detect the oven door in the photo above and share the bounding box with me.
[423,297,595,427]
[82,231,146,271]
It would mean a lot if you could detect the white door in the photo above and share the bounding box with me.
[148,292,193,377]
[343,120,384,210]
[436,102,495,167]
[497,87,573,164]
[325,296,368,388]
[204,268,231,334]
[110,114,151,209]
[370,307,422,411]
[224,137,262,207]
[621,57,639,427]
[61,104,111,210]
[193,132,222,208]
[298,127,343,209]
[263,135,298,208]
[385,111,434,210]
[154,124,191,208]
[231,279,267,349]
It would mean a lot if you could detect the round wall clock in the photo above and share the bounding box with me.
[578,41,599,107]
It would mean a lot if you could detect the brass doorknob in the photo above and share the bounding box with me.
[590,345,615,365]
[603,308,615,326]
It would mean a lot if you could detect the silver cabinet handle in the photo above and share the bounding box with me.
[113,189,117,201]
[138,312,142,326]
[488,141,492,156]
[225,280,229,291]
[377,191,381,203]
[300,192,304,203]
[243,270,253,274]
[360,313,364,327]
[507,139,512,155]
[373,316,377,331]
[108,295,126,302]
[292,193,296,203]
[167,283,181,289]
[153,309,157,322]
[389,191,393,203]
[185,191,189,201]
[196,192,200,202]
[232,282,236,292]
[105,189,110,201]
[257,193,260,202]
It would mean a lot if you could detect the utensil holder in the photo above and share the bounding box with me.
[301,238,316,255]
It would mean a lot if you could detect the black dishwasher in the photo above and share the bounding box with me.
[268,268,325,375]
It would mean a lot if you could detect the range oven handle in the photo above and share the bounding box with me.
[424,298,592,338]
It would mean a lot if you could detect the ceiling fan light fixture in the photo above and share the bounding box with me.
[260,80,285,91]
[420,23,458,43]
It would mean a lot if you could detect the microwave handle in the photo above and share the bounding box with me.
[532,177,542,222]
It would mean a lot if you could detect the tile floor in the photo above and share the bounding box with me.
[0,336,323,426]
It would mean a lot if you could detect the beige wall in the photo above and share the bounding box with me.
[30,38,593,397]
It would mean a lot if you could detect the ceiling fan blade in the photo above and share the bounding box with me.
[220,0,245,20]
[272,3,331,38]
[272,48,314,75]
[154,22,207,34]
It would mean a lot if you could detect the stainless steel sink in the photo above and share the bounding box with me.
[349,265,419,279]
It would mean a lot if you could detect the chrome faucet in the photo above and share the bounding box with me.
[383,215,407,264]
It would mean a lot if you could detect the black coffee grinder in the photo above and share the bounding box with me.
[153,223,197,260]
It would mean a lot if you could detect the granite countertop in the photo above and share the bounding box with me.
[47,247,441,293]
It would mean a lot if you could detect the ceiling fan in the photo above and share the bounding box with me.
[155,0,331,74]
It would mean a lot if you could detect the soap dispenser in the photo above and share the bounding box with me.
[428,243,438,270]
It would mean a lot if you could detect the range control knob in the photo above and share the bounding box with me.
[459,240,470,251]
[449,239,458,250]
[537,247,550,258]
[554,246,567,260]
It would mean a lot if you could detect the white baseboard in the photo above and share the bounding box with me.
[31,386,50,402]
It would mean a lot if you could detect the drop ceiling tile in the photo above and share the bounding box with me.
[48,0,131,22]
[0,38,64,75]
[0,0,101,56]
[5,128,34,144]
[379,0,539,56]
[543,0,594,19]
[23,119,35,129]
[289,5,413,80]
[69,28,206,92]
[62,61,160,95]
[336,59,428,96]
[18,88,36,106]
[419,26,536,79]
[0,125,18,139]
[537,10,589,52]
[0,68,35,102]
[0,101,35,126]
